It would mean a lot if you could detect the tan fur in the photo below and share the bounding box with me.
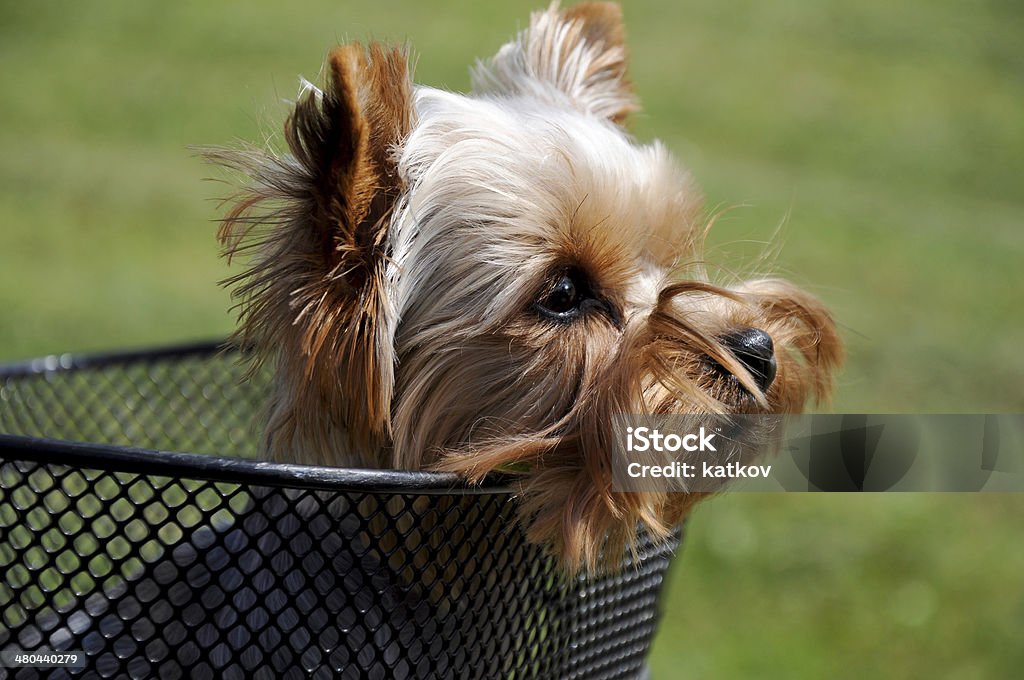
[472,2,637,123]
[211,3,844,574]
[559,1,635,123]
[210,44,413,466]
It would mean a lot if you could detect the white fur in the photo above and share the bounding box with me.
[385,88,701,350]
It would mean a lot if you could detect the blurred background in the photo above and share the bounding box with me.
[1,1,1021,677]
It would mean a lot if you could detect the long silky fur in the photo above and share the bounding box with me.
[207,44,413,467]
[211,2,844,575]
[433,277,843,573]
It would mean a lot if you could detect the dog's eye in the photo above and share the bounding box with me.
[534,268,622,326]
[545,276,579,312]
[535,270,588,321]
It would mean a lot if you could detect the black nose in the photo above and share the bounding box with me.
[721,327,776,392]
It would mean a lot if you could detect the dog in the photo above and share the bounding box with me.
[210,1,843,574]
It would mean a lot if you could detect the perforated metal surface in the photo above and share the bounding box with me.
[0,343,679,679]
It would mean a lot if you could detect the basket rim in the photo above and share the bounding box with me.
[0,338,230,376]
[0,340,515,495]
[0,434,515,495]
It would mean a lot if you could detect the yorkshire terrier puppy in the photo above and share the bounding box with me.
[212,2,843,573]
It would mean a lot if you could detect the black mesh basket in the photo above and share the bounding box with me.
[0,341,680,679]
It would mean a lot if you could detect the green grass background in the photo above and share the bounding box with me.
[1,1,1021,677]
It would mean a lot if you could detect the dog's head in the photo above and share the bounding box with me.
[214,2,843,572]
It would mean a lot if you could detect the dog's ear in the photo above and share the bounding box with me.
[472,2,636,124]
[211,43,413,462]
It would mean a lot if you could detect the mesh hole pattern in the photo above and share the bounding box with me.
[0,342,678,679]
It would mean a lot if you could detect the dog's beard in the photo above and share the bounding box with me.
[407,275,842,573]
